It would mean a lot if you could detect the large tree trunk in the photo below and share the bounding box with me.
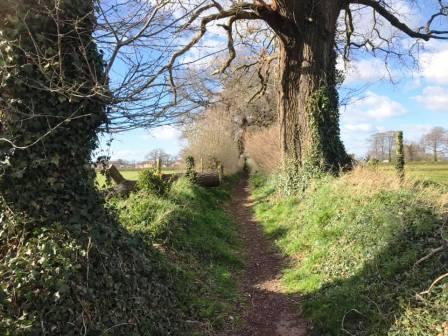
[0,0,106,224]
[272,0,350,171]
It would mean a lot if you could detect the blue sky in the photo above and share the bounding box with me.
[339,39,448,157]
[101,43,448,161]
[99,1,448,161]
[98,126,185,162]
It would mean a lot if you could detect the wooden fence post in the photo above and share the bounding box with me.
[156,158,162,175]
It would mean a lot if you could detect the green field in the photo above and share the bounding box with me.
[96,169,180,187]
[375,161,448,185]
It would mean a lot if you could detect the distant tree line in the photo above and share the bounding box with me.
[367,127,448,162]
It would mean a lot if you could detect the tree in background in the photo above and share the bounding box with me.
[368,132,396,162]
[168,0,448,172]
[146,148,171,167]
[183,106,242,175]
[182,63,277,173]
[246,125,282,172]
[421,127,448,162]
[403,142,426,162]
[218,64,277,157]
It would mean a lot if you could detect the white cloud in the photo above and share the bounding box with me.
[400,124,433,142]
[146,125,182,141]
[415,86,448,111]
[420,47,448,84]
[343,123,375,132]
[343,92,407,123]
[347,0,422,46]
[343,58,394,84]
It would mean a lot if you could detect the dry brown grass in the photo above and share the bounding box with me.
[338,166,448,211]
[246,125,281,173]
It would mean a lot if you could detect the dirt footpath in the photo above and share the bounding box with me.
[222,178,308,336]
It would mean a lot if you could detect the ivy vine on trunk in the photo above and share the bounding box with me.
[0,0,106,225]
[0,1,188,334]
[274,1,351,171]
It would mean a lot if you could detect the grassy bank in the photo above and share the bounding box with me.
[110,175,243,333]
[0,174,241,335]
[250,168,448,335]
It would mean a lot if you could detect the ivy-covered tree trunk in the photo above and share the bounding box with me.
[273,0,351,172]
[0,2,188,334]
[0,0,106,224]
[395,131,405,179]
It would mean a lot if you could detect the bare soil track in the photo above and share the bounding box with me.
[222,178,308,336]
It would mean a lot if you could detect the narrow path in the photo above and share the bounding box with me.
[224,178,308,336]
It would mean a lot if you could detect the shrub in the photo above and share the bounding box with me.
[137,168,166,196]
[185,156,197,182]
[275,160,327,196]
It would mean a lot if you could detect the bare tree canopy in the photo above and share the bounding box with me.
[421,127,448,161]
[368,131,397,161]
[161,0,448,171]
[145,148,171,165]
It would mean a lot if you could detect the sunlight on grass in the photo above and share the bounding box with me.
[250,168,448,335]
[96,169,181,187]
[376,162,448,185]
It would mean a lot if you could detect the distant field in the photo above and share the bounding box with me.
[376,161,448,185]
[96,168,180,187]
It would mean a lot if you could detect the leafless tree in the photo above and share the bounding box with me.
[4,0,448,169]
[0,0,214,154]
[145,148,171,165]
[421,127,448,162]
[368,131,396,161]
[182,105,242,174]
[404,142,426,162]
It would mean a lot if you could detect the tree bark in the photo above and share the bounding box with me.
[0,0,106,224]
[266,0,350,171]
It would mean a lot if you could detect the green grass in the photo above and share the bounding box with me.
[375,161,448,185]
[250,169,448,335]
[96,169,179,187]
[110,175,243,332]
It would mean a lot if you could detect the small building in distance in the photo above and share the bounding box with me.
[135,161,153,169]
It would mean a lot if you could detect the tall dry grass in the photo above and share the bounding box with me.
[245,124,281,173]
[339,166,448,211]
